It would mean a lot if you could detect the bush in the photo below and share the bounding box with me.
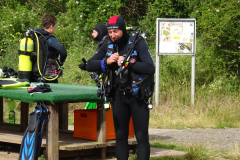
[139,0,194,42]
[0,0,67,58]
[1,0,240,91]
[190,0,240,76]
[55,0,125,49]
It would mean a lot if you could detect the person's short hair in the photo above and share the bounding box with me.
[41,14,57,29]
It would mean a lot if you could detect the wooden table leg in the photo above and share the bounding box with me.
[97,103,106,160]
[59,103,68,130]
[20,102,29,132]
[0,97,3,122]
[46,103,59,160]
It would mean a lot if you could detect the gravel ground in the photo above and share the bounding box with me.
[149,128,240,151]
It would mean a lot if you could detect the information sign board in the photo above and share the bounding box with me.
[157,18,196,55]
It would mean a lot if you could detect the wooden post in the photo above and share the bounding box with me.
[46,103,59,160]
[97,103,106,160]
[0,97,3,122]
[59,103,68,130]
[20,102,29,132]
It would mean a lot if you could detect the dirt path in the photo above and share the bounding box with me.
[149,128,240,151]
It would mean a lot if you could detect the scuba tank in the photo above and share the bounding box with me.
[18,29,34,81]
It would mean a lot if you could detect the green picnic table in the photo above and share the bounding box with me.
[0,83,107,159]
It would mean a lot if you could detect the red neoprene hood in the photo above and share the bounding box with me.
[107,16,126,31]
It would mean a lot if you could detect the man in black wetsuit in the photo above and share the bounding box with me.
[32,14,67,83]
[86,16,155,160]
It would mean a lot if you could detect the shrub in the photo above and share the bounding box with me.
[190,0,240,76]
[139,0,194,42]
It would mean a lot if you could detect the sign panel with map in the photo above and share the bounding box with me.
[157,18,196,55]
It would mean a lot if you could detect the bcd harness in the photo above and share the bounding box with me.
[101,31,154,109]
[96,35,108,53]
[18,28,63,82]
[97,44,113,110]
[90,35,109,88]
[80,36,112,111]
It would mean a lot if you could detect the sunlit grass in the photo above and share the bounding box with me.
[150,141,186,151]
[226,142,240,160]
[149,89,240,129]
[129,142,225,160]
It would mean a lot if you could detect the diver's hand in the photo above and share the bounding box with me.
[107,52,119,65]
[117,56,125,67]
[78,63,86,70]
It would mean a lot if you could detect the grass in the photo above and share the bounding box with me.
[149,89,240,129]
[150,142,186,151]
[148,136,240,159]
[129,142,240,160]
[227,142,240,160]
[149,142,239,160]
[128,143,222,160]
[129,154,185,160]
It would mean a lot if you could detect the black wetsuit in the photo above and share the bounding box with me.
[32,29,67,83]
[86,31,155,160]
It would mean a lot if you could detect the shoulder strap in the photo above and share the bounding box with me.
[128,31,140,50]
[106,42,114,58]
[129,32,143,51]
[98,35,108,46]
[33,30,52,43]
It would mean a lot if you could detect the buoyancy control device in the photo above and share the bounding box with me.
[115,26,154,109]
[18,28,63,82]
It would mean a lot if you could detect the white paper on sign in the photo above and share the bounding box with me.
[159,42,177,53]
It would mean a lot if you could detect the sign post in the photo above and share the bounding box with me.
[155,18,196,106]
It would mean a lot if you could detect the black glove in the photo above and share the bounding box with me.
[1,66,17,78]
[28,83,51,93]
[78,63,86,70]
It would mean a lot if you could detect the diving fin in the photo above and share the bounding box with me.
[0,78,30,89]
[19,103,49,160]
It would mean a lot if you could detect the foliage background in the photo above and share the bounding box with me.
[0,0,240,105]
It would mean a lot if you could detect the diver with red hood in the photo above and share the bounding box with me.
[86,16,155,160]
